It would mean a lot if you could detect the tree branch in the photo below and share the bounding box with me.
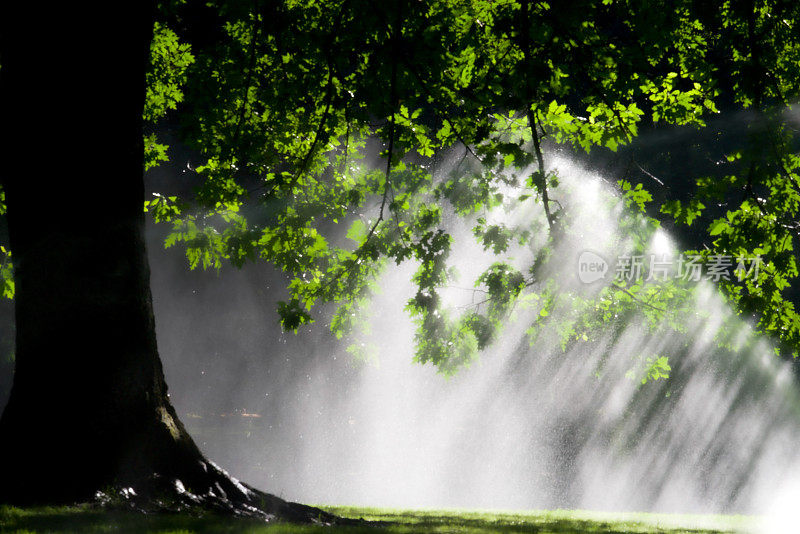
[611,282,666,313]
[527,108,556,232]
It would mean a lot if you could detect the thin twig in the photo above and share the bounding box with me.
[633,160,665,186]
[611,282,666,313]
[527,108,556,232]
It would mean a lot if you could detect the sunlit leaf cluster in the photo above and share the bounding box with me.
[125,0,800,376]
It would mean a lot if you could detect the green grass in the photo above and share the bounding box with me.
[0,504,760,533]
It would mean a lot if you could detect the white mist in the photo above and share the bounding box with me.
[150,155,800,520]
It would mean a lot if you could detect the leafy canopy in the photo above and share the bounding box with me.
[3,0,799,379]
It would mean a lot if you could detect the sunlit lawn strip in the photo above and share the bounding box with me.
[0,504,758,533]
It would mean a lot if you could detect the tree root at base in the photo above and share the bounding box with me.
[90,460,354,525]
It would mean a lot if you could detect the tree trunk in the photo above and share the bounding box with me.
[0,3,334,523]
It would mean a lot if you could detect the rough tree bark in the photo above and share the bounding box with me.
[0,2,334,523]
